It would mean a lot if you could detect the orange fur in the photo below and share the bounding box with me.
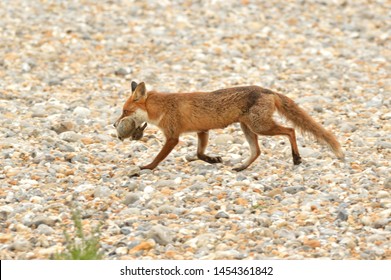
[114,82,344,170]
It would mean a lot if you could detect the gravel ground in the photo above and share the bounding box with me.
[0,0,390,260]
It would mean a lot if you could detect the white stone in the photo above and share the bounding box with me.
[73,106,91,117]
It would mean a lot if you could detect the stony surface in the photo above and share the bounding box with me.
[0,0,390,260]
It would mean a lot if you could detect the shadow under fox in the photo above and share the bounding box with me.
[114,82,344,171]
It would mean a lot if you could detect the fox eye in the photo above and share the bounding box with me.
[123,110,129,115]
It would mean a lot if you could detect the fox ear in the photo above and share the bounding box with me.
[131,81,138,92]
[133,82,146,102]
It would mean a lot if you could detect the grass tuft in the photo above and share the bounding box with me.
[53,211,103,260]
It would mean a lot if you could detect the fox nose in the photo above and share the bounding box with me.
[113,122,117,128]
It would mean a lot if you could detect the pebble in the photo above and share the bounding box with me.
[215,134,235,145]
[158,205,176,214]
[73,107,91,118]
[361,216,372,227]
[336,210,349,222]
[0,206,14,218]
[298,147,321,158]
[74,183,93,192]
[0,0,389,261]
[10,239,32,252]
[215,211,230,219]
[123,193,140,206]
[366,95,383,108]
[376,141,391,149]
[372,218,390,229]
[339,237,356,249]
[186,234,218,249]
[94,186,112,198]
[59,131,82,143]
[115,67,132,76]
[380,112,391,120]
[147,225,173,246]
[377,191,389,199]
[190,207,207,215]
[127,167,141,177]
[283,186,306,195]
[21,215,57,229]
[340,123,358,133]
[120,227,132,235]
[384,178,391,189]
[129,239,156,254]
[50,120,76,134]
[214,250,244,260]
[36,224,55,236]
[113,247,126,256]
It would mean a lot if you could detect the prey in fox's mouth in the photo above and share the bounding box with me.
[114,117,147,141]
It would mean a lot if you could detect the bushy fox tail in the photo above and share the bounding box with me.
[274,92,344,159]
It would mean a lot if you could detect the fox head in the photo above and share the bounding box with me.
[114,81,148,138]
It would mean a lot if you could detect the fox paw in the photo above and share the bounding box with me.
[293,156,302,165]
[187,154,222,164]
[232,166,246,172]
[140,164,156,170]
[201,155,222,164]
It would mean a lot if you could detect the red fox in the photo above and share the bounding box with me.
[114,81,344,171]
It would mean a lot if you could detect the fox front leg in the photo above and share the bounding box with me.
[140,138,179,170]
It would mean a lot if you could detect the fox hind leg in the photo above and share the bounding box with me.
[256,123,302,165]
[233,123,261,171]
